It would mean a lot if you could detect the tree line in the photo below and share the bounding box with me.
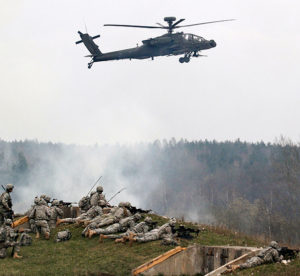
[0,138,299,245]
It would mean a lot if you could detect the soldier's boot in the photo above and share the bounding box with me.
[84,229,90,238]
[128,233,137,247]
[35,232,40,239]
[231,265,240,272]
[128,237,137,247]
[56,218,63,227]
[13,252,23,259]
[45,232,50,240]
[84,220,91,227]
[114,238,123,243]
[99,234,107,243]
[75,220,82,226]
[88,230,97,239]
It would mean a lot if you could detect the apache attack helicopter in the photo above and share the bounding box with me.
[76,17,234,69]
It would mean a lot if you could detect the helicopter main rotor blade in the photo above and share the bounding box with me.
[172,18,185,28]
[156,23,166,27]
[104,24,165,29]
[174,19,235,29]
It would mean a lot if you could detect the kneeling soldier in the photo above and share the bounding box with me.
[0,219,22,259]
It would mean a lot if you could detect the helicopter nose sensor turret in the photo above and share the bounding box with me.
[209,40,217,47]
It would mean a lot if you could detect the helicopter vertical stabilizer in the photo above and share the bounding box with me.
[76,31,102,56]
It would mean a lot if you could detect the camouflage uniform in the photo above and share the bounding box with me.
[49,200,64,229]
[82,204,131,236]
[19,233,32,246]
[92,214,141,235]
[134,218,177,243]
[90,186,108,207]
[56,230,72,242]
[59,206,102,224]
[78,195,91,213]
[0,184,14,226]
[0,219,21,258]
[87,204,131,229]
[29,199,51,238]
[104,216,152,239]
[239,241,283,270]
[25,197,40,233]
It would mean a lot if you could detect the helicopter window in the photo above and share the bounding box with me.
[193,35,205,42]
[183,34,193,40]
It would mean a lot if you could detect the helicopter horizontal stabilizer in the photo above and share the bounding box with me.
[76,31,102,57]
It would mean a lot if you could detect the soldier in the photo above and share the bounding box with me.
[128,218,177,246]
[82,202,132,236]
[90,186,109,207]
[25,197,40,233]
[0,219,22,259]
[87,213,141,238]
[0,184,14,226]
[29,199,51,239]
[40,195,51,206]
[100,216,154,243]
[56,205,102,226]
[227,241,283,272]
[49,200,64,229]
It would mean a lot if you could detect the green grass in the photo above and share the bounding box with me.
[226,257,300,276]
[0,214,298,276]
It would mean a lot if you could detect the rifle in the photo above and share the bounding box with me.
[87,175,102,197]
[171,225,200,239]
[1,185,5,191]
[58,200,77,207]
[279,247,300,259]
[128,206,152,214]
[10,230,19,257]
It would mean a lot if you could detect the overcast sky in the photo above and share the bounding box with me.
[1,0,299,145]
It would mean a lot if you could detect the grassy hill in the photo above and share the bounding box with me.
[0,214,298,276]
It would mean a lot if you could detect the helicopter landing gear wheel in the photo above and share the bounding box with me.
[184,56,190,63]
[88,60,94,69]
[179,57,185,63]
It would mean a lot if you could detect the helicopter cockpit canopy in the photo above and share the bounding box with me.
[183,33,205,42]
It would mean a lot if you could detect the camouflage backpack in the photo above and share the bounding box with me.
[19,233,32,246]
[56,229,72,242]
[78,196,91,210]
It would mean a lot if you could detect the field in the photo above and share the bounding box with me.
[0,214,298,276]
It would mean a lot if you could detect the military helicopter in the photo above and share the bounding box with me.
[76,17,234,69]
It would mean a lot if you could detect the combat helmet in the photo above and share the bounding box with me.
[169,217,177,226]
[96,186,103,193]
[270,241,281,250]
[52,199,60,206]
[6,184,14,191]
[144,217,153,224]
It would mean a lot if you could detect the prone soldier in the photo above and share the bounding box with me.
[226,241,283,273]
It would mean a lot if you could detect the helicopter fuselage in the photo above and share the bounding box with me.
[93,32,216,63]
